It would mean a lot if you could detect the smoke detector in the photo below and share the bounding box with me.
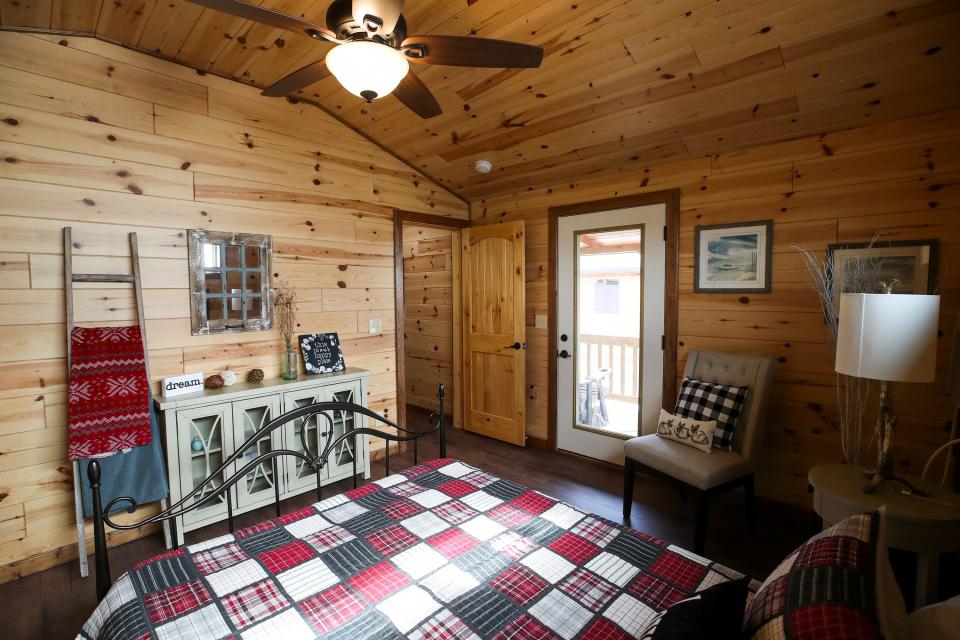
[474,159,493,174]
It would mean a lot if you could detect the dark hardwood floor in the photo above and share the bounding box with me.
[2,407,952,638]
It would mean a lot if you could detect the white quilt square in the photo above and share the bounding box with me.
[277,557,339,601]
[458,515,506,542]
[528,590,592,640]
[155,605,230,640]
[401,512,451,538]
[392,543,448,579]
[540,504,585,530]
[240,608,315,640]
[459,491,502,512]
[409,488,453,509]
[601,593,657,636]
[187,534,235,553]
[376,586,442,633]
[584,552,640,587]
[436,461,474,478]
[420,564,480,603]
[667,544,711,566]
[82,574,138,639]
[375,473,406,488]
[314,494,348,511]
[323,502,368,524]
[520,548,576,584]
[205,559,268,597]
[284,514,332,539]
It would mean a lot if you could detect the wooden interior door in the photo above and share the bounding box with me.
[461,221,526,445]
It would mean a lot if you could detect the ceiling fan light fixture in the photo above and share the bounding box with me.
[326,40,409,100]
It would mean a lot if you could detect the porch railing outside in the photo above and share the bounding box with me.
[579,333,640,401]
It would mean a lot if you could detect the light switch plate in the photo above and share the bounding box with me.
[535,314,548,329]
[368,318,382,334]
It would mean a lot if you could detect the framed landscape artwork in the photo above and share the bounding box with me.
[694,220,773,293]
[827,240,937,308]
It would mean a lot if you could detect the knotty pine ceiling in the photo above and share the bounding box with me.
[2,0,959,200]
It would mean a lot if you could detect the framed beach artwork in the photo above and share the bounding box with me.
[694,220,773,293]
[827,240,937,308]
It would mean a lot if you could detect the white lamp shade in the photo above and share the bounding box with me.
[835,293,940,382]
[325,41,409,100]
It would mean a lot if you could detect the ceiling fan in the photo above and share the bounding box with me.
[186,0,545,118]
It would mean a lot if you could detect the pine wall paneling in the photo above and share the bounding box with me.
[0,31,466,583]
[472,108,960,506]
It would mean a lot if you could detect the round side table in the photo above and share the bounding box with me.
[809,464,960,608]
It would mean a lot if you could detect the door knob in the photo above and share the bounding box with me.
[558,349,570,359]
[505,342,523,350]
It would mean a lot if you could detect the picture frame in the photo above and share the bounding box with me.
[827,240,938,307]
[694,220,773,293]
[298,332,346,375]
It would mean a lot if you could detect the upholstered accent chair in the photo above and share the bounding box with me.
[623,350,774,554]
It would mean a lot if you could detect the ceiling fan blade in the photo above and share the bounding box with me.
[262,60,330,97]
[353,0,404,35]
[185,0,338,42]
[393,70,442,119]
[401,35,543,68]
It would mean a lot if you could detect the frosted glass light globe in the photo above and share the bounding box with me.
[326,40,409,100]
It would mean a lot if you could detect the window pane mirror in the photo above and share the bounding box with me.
[188,230,273,335]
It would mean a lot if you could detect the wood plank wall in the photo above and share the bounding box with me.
[402,224,456,412]
[0,31,466,582]
[472,108,960,506]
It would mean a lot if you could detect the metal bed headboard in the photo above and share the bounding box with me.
[87,384,447,602]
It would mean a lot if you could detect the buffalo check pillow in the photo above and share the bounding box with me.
[674,377,748,451]
[742,510,888,640]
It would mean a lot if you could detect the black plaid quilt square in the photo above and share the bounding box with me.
[674,376,748,450]
[450,586,521,637]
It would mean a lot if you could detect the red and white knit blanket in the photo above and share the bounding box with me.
[67,326,151,460]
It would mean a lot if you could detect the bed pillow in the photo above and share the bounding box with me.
[656,408,716,453]
[674,377,748,451]
[640,577,750,639]
[910,594,960,640]
[743,509,902,640]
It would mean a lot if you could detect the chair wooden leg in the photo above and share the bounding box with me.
[744,475,756,532]
[694,491,709,555]
[623,459,635,519]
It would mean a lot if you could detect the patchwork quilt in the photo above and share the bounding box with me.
[79,459,748,640]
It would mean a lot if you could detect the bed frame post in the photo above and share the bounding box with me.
[88,460,112,602]
[438,384,446,458]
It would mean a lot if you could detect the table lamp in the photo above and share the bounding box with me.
[835,291,940,495]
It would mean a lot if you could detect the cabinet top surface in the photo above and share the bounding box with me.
[156,368,370,410]
[808,464,960,524]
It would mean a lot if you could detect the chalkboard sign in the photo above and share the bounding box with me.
[298,333,346,375]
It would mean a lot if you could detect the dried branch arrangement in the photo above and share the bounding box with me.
[795,238,884,465]
[272,283,298,350]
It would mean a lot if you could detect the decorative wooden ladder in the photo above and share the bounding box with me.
[63,227,170,577]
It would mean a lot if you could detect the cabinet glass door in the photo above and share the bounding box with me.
[282,388,329,493]
[233,395,283,509]
[325,382,364,479]
[177,404,234,525]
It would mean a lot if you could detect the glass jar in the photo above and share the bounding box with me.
[281,346,298,380]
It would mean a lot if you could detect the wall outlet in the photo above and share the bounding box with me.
[535,314,548,329]
[368,318,382,334]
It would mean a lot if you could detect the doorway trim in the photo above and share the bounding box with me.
[393,209,470,432]
[546,190,680,451]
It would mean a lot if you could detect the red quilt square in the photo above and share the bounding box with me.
[428,527,480,558]
[648,550,707,591]
[558,568,618,611]
[305,525,355,553]
[192,542,247,575]
[548,532,601,564]
[425,458,457,469]
[259,540,315,574]
[349,562,410,602]
[487,504,533,529]
[381,499,423,520]
[278,506,317,524]
[788,603,879,639]
[795,536,866,571]
[627,573,686,610]
[133,548,184,571]
[403,464,433,477]
[579,618,632,639]
[299,584,366,634]
[235,520,275,538]
[432,500,478,525]
[366,524,418,556]
[437,479,476,497]
[489,565,547,605]
[346,483,380,500]
[493,614,559,640]
[143,579,211,624]
[511,490,556,515]
[222,579,288,629]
